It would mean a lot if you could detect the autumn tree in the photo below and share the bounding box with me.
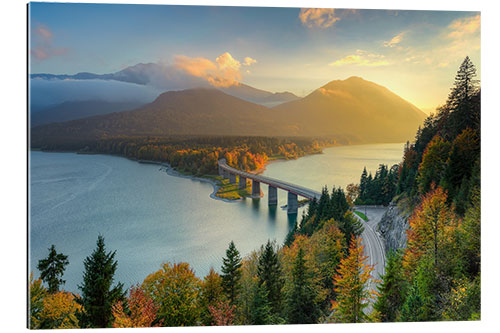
[346,183,360,207]
[37,245,69,293]
[38,291,82,329]
[403,187,458,274]
[208,300,236,326]
[199,268,225,325]
[142,262,201,326]
[417,135,451,194]
[29,272,47,329]
[331,236,375,323]
[76,235,125,328]
[286,247,320,324]
[257,240,284,316]
[112,285,161,328]
[221,241,242,305]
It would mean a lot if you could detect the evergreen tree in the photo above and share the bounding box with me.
[400,281,425,322]
[374,250,407,321]
[257,240,283,315]
[37,245,69,294]
[76,235,125,328]
[249,281,274,325]
[360,167,368,200]
[221,241,242,305]
[286,248,320,324]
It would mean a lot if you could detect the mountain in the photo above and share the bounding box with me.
[220,83,299,107]
[272,76,427,142]
[31,88,293,146]
[31,77,426,147]
[30,63,299,107]
[31,100,144,127]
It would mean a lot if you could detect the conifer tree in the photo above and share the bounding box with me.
[250,281,274,325]
[374,250,407,321]
[257,240,283,315]
[221,241,242,305]
[331,236,375,323]
[286,247,320,324]
[76,235,125,328]
[37,245,69,294]
[400,281,425,322]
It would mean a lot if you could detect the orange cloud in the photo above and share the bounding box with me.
[447,14,480,39]
[31,24,68,61]
[174,52,255,87]
[243,57,257,66]
[329,50,389,67]
[384,32,405,47]
[299,8,340,28]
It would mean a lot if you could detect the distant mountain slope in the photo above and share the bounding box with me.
[31,63,299,107]
[31,88,292,145]
[31,100,144,126]
[31,77,426,147]
[272,76,426,142]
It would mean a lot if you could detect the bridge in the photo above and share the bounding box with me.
[218,159,321,214]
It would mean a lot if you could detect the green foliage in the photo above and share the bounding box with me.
[37,244,69,294]
[249,281,275,325]
[357,164,399,205]
[443,276,480,321]
[400,281,425,322]
[142,262,201,326]
[286,248,320,324]
[76,235,125,328]
[257,240,284,316]
[29,272,47,329]
[417,135,451,194]
[374,250,407,322]
[221,241,243,305]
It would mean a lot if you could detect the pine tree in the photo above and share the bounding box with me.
[221,241,242,305]
[359,167,368,201]
[374,250,407,321]
[286,248,320,324]
[37,245,69,294]
[400,281,425,322]
[76,235,125,328]
[250,281,274,325]
[331,236,375,323]
[257,240,283,316]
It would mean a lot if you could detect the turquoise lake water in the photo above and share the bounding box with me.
[29,143,404,292]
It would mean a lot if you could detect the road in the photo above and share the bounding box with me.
[354,206,388,307]
[218,159,321,200]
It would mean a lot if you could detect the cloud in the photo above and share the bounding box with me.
[174,52,255,87]
[243,57,257,66]
[329,50,389,67]
[31,24,69,61]
[299,8,340,28]
[447,14,480,39]
[384,32,405,47]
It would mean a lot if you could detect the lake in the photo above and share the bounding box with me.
[29,143,404,292]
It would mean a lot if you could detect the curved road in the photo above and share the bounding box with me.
[354,206,388,307]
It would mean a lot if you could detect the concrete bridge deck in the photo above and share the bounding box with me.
[218,159,321,214]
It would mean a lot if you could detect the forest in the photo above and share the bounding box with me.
[29,57,480,327]
[35,136,334,176]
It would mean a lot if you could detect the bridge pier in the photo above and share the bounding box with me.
[287,192,298,214]
[239,176,247,189]
[222,170,229,180]
[268,186,277,205]
[229,173,237,184]
[252,180,262,198]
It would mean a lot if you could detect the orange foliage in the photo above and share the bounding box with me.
[39,291,82,329]
[403,186,459,276]
[112,285,161,328]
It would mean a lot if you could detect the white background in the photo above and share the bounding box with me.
[1,0,498,332]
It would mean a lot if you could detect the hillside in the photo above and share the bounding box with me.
[273,76,426,142]
[31,77,426,147]
[31,88,288,146]
[31,100,144,127]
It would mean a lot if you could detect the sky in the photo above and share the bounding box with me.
[29,2,480,112]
